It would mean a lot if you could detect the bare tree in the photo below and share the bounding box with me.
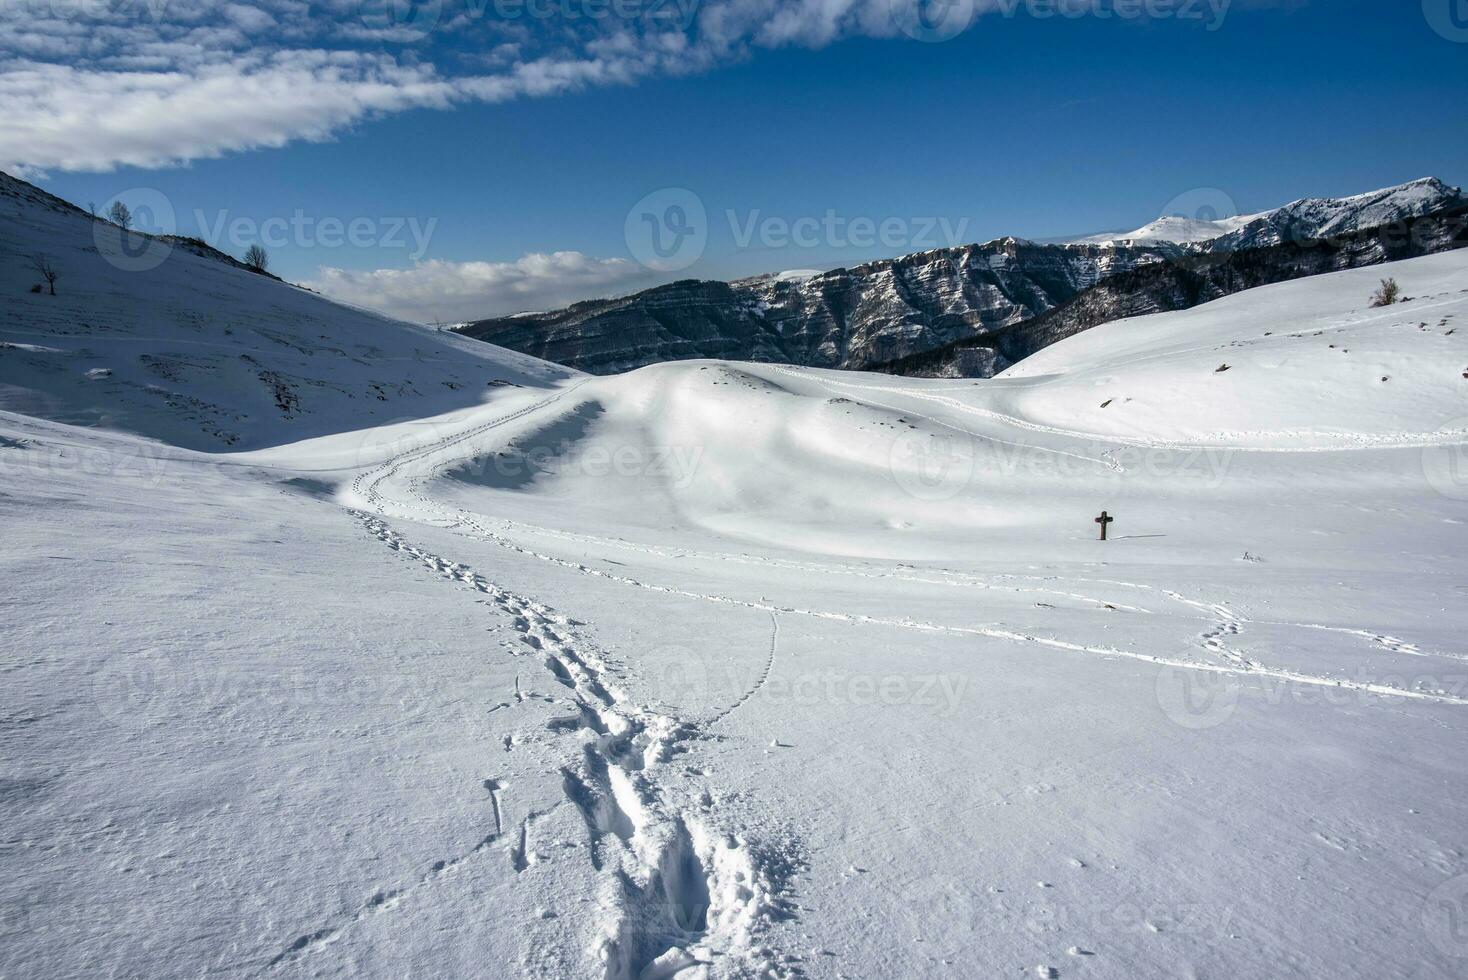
[108,201,132,229]
[1370,277,1400,307]
[244,244,269,273]
[31,253,57,295]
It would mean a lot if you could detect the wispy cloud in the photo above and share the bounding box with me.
[304,251,653,324]
[0,0,1281,175]
[0,52,458,173]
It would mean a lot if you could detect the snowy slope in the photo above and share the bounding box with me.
[0,172,571,450]
[996,250,1468,447]
[5,237,1468,980]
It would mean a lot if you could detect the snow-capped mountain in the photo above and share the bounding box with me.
[0,171,570,450]
[1075,177,1464,251]
[1069,213,1268,246]
[458,178,1464,376]
[882,203,1468,377]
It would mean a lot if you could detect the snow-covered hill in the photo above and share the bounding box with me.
[0,172,571,450]
[4,182,1468,980]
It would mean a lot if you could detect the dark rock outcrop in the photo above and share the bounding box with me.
[456,179,1465,376]
[873,206,1468,379]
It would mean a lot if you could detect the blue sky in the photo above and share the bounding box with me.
[6,0,1468,322]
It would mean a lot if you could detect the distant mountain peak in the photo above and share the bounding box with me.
[1070,177,1463,249]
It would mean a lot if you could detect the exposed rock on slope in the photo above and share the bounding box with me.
[457,179,1464,376]
[875,205,1468,378]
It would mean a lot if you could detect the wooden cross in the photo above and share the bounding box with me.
[1095,511,1114,541]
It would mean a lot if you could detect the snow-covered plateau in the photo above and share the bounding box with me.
[4,178,1468,980]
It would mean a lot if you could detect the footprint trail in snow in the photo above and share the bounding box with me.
[354,512,789,980]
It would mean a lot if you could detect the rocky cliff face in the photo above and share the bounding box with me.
[876,205,1468,379]
[457,238,1178,374]
[456,179,1464,376]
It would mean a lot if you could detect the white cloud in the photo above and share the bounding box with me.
[222,4,277,32]
[304,252,654,324]
[0,0,1294,175]
[0,52,459,172]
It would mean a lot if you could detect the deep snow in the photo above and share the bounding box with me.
[4,183,1468,979]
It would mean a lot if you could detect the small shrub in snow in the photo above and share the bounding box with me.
[1370,278,1400,307]
[30,253,58,295]
[108,201,132,229]
[244,244,269,273]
